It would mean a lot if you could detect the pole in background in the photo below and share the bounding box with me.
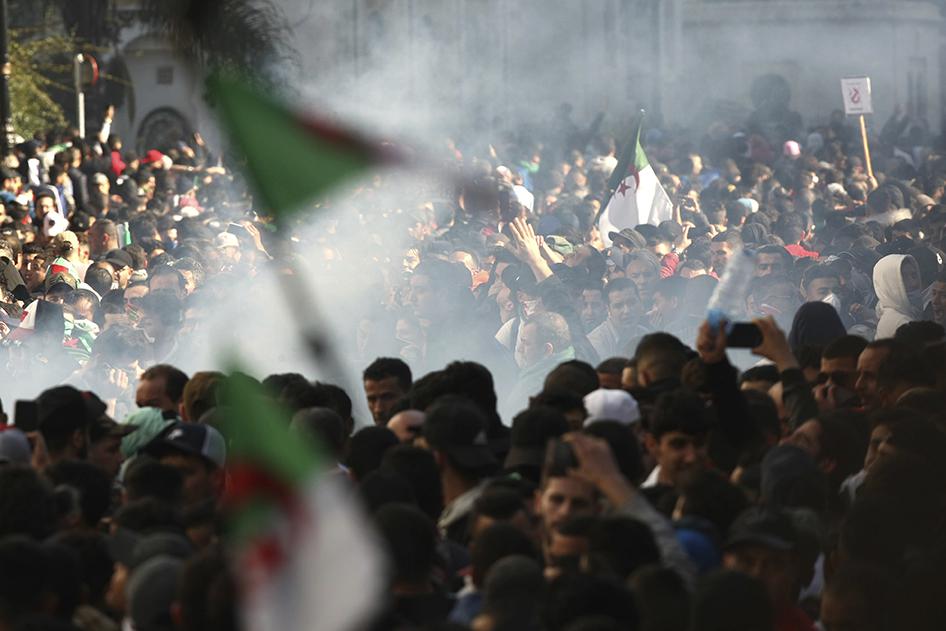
[74,53,86,139]
[0,0,14,156]
[858,114,874,180]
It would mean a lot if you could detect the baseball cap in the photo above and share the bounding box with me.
[108,528,194,570]
[104,248,133,270]
[544,235,575,256]
[657,220,683,244]
[36,385,92,437]
[725,507,798,552]
[215,232,240,249]
[120,407,175,458]
[582,389,640,426]
[44,270,78,292]
[145,421,227,469]
[0,428,31,465]
[141,149,165,166]
[89,416,137,443]
[608,228,647,250]
[423,397,497,471]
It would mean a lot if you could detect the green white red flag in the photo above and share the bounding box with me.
[598,119,673,246]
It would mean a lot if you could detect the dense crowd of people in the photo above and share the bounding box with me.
[1,94,946,631]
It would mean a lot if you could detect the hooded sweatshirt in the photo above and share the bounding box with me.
[873,254,921,339]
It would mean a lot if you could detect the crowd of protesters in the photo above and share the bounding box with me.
[1,93,946,631]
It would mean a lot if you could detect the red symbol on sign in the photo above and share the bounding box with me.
[850,87,861,104]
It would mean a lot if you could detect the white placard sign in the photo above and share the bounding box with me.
[841,77,873,115]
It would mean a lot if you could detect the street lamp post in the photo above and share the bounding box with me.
[0,0,12,156]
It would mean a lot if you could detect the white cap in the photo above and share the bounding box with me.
[582,389,641,427]
[215,232,240,249]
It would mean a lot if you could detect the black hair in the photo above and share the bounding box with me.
[49,531,113,608]
[586,516,660,580]
[678,469,748,542]
[801,263,840,291]
[595,357,627,375]
[0,467,58,540]
[140,364,190,405]
[346,427,399,482]
[374,503,438,586]
[545,574,639,631]
[40,542,81,620]
[739,364,780,386]
[894,321,945,347]
[83,267,113,297]
[380,445,444,522]
[544,360,600,398]
[291,407,347,462]
[148,264,187,291]
[44,460,112,528]
[471,522,539,588]
[177,547,238,631]
[634,332,689,383]
[583,420,645,484]
[823,334,869,361]
[649,389,710,439]
[363,357,413,391]
[359,470,416,514]
[112,498,184,533]
[603,277,639,303]
[124,458,185,505]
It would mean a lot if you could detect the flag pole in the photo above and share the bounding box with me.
[858,114,874,180]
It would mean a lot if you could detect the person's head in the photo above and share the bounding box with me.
[410,258,473,322]
[137,364,189,414]
[363,357,413,425]
[517,312,572,369]
[544,360,601,398]
[176,548,237,631]
[746,274,800,329]
[88,220,118,259]
[579,283,607,332]
[801,264,842,302]
[710,231,742,274]
[0,537,54,628]
[536,447,600,541]
[645,389,710,488]
[84,266,113,297]
[148,265,187,300]
[374,503,437,591]
[44,460,112,530]
[380,445,443,522]
[36,386,92,462]
[740,364,780,393]
[723,507,804,609]
[650,276,688,328]
[123,458,184,505]
[585,515,661,581]
[421,396,497,489]
[468,486,536,543]
[290,407,347,464]
[506,406,570,482]
[624,251,660,304]
[346,426,399,482]
[755,244,793,278]
[144,422,226,507]
[633,332,688,388]
[781,412,864,492]
[470,522,539,588]
[35,191,57,218]
[855,339,901,410]
[603,278,642,335]
[180,371,223,422]
[595,357,626,390]
[138,290,183,343]
[819,335,869,393]
[0,467,58,540]
[875,341,935,407]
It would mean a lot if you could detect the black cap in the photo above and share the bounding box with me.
[104,248,133,270]
[505,407,568,470]
[144,421,227,469]
[36,385,92,436]
[725,507,798,552]
[423,397,497,471]
[608,228,647,250]
[89,416,137,443]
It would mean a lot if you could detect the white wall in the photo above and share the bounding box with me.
[675,1,944,134]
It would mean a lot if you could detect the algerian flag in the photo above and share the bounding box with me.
[219,371,385,631]
[208,73,397,219]
[598,119,673,247]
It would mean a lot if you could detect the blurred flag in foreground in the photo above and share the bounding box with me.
[220,372,385,631]
[208,73,397,218]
